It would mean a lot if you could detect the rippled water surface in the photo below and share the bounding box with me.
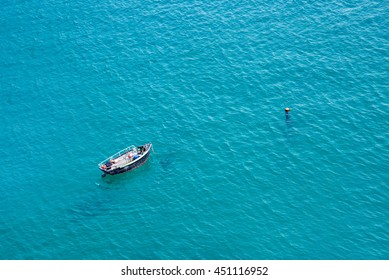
[1,0,388,259]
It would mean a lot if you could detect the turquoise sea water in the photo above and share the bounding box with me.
[1,0,388,259]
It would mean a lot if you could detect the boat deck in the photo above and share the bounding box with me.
[99,145,142,171]
[110,153,133,169]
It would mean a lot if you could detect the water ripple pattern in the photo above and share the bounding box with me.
[0,0,388,259]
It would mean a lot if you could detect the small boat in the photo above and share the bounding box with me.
[98,143,152,177]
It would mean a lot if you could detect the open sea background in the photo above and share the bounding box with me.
[0,0,388,259]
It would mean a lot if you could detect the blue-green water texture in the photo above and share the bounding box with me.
[1,0,388,259]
